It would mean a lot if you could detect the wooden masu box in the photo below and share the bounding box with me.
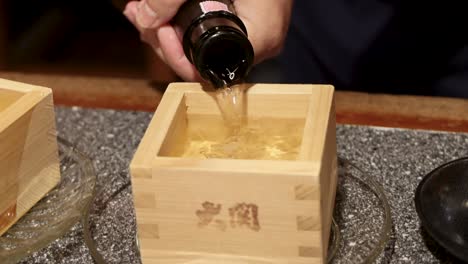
[0,78,60,235]
[130,83,338,264]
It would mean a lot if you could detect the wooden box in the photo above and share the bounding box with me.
[130,83,337,264]
[0,78,60,235]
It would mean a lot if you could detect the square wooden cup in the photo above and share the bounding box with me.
[0,78,60,235]
[130,83,337,264]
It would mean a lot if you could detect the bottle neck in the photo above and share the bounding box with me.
[173,0,254,89]
[186,16,243,60]
[173,0,236,35]
[185,13,254,88]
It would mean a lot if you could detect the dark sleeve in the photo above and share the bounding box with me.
[278,1,468,99]
[432,45,468,98]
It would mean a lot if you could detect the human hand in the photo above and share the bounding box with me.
[123,0,200,82]
[123,0,294,81]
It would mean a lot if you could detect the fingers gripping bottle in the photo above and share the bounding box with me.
[173,0,254,89]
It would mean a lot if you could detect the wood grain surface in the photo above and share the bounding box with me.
[129,84,337,263]
[0,78,60,235]
[1,71,467,133]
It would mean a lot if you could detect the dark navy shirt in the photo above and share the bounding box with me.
[278,1,468,98]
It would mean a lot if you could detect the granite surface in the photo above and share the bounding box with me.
[10,106,468,264]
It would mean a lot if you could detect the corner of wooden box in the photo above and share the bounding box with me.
[0,78,60,236]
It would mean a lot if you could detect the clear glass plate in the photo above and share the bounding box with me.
[0,137,97,264]
[83,157,392,264]
[327,158,393,264]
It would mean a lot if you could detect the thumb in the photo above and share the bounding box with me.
[136,0,186,29]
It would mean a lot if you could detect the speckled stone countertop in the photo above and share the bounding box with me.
[14,106,468,264]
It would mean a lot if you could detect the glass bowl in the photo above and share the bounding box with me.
[0,137,97,264]
[327,158,393,263]
[82,156,391,264]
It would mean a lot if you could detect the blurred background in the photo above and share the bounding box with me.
[0,0,179,82]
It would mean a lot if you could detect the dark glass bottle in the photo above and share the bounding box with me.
[173,0,254,89]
